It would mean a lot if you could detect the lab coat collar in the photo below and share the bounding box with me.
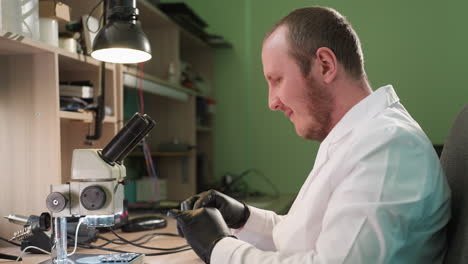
[323,84,400,146]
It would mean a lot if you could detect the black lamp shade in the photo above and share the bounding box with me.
[91,20,152,64]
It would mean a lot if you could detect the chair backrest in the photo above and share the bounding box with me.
[441,105,468,264]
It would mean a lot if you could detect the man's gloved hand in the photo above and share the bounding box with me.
[180,189,250,229]
[168,208,235,264]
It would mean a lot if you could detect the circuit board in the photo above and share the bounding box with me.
[40,253,144,264]
[75,253,144,264]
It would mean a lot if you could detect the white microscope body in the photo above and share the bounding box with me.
[45,113,155,263]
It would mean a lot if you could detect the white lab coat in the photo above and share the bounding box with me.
[211,85,451,264]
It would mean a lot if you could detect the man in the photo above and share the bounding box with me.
[168,6,451,264]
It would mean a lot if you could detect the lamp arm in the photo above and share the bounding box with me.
[87,1,108,141]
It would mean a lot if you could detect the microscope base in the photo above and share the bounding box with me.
[39,253,144,264]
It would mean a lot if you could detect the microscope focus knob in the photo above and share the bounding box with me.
[46,192,68,213]
[81,185,107,211]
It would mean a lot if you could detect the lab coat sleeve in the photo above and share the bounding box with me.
[232,205,284,251]
[211,126,450,264]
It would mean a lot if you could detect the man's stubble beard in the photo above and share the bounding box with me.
[302,76,335,142]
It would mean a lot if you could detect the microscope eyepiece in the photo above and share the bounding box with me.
[101,113,156,164]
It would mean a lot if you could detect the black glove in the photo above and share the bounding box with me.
[181,189,250,229]
[168,208,235,264]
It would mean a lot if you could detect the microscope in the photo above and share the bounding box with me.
[44,113,155,264]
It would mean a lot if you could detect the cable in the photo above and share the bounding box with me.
[108,229,189,251]
[137,62,159,202]
[86,0,104,33]
[67,218,85,257]
[96,232,180,247]
[79,243,191,256]
[15,246,51,262]
[143,140,159,201]
[228,169,281,198]
[0,236,21,247]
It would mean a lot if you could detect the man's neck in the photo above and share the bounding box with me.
[327,77,372,134]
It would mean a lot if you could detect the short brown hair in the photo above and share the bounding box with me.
[265,7,365,79]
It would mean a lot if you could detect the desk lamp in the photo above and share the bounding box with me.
[87,0,152,140]
[91,0,152,64]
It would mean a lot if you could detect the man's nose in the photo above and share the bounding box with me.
[269,92,282,111]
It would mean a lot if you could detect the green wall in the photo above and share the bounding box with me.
[159,0,468,194]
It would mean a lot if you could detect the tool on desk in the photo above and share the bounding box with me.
[121,216,167,233]
[42,112,156,264]
[0,253,22,261]
[4,213,52,254]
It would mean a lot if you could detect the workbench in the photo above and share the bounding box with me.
[0,216,202,264]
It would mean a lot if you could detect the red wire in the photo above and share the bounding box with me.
[137,62,158,201]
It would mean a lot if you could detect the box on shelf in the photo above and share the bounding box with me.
[39,0,70,22]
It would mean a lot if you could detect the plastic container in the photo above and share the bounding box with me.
[0,1,22,35]
[39,18,58,46]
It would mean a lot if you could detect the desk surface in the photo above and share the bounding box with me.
[0,194,296,263]
[0,217,202,264]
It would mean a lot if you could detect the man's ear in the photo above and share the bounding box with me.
[315,47,338,84]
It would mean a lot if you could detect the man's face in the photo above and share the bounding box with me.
[262,27,334,141]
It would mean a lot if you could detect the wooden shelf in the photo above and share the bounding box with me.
[128,151,193,157]
[59,111,117,123]
[0,31,115,71]
[0,31,56,55]
[123,66,202,102]
[123,66,197,94]
[58,50,116,71]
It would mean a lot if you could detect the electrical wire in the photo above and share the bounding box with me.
[15,246,51,262]
[108,229,189,251]
[143,140,159,201]
[86,0,104,33]
[228,169,281,198]
[0,236,21,247]
[95,232,178,247]
[67,218,85,257]
[137,62,159,201]
[79,243,191,256]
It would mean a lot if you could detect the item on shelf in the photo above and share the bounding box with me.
[59,37,77,53]
[196,97,209,126]
[180,61,197,90]
[194,75,210,95]
[204,33,233,48]
[38,0,70,23]
[207,98,216,114]
[136,177,167,201]
[81,15,100,55]
[167,62,179,85]
[157,3,208,40]
[59,96,90,112]
[60,82,94,99]
[158,139,194,152]
[0,1,22,36]
[59,81,95,112]
[39,17,58,46]
[64,22,86,54]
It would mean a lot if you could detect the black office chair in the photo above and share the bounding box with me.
[441,105,468,264]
